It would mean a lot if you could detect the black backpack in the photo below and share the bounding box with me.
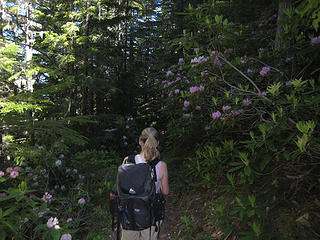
[116,155,160,231]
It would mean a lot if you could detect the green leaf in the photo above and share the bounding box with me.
[260,154,272,171]
[244,166,251,176]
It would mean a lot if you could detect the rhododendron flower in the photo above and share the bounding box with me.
[210,51,217,56]
[222,105,231,112]
[59,154,64,158]
[212,111,221,120]
[13,166,21,172]
[214,57,222,67]
[311,36,320,45]
[259,66,270,76]
[0,171,4,177]
[6,167,13,173]
[190,86,199,93]
[199,85,205,91]
[240,58,246,64]
[247,68,253,73]
[67,217,73,223]
[10,171,19,179]
[242,98,252,106]
[174,89,180,94]
[166,70,174,77]
[38,210,47,217]
[78,198,86,205]
[231,110,244,115]
[73,169,78,174]
[183,113,191,118]
[61,233,72,240]
[47,217,59,229]
[178,58,184,65]
[42,192,52,203]
[55,160,62,167]
[61,185,65,190]
[23,217,29,223]
[204,125,211,131]
[195,105,201,110]
[184,100,190,108]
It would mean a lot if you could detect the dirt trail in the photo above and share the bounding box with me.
[159,193,182,240]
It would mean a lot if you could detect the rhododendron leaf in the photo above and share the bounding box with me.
[244,166,251,176]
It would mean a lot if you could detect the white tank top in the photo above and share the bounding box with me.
[136,154,162,193]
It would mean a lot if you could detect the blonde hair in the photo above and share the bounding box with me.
[140,127,160,162]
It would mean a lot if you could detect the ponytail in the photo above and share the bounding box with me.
[140,127,160,161]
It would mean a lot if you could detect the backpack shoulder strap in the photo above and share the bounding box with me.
[127,155,136,164]
[148,158,160,181]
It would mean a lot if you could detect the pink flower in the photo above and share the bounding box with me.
[178,58,184,65]
[311,36,320,45]
[240,58,247,64]
[259,66,271,76]
[204,125,211,131]
[61,233,72,240]
[0,171,4,177]
[247,69,253,73]
[174,89,180,94]
[67,217,73,223]
[184,100,190,108]
[242,99,252,106]
[13,166,21,172]
[212,111,221,120]
[195,105,201,110]
[210,51,217,56]
[222,105,231,112]
[199,85,205,91]
[190,86,199,93]
[55,160,62,167]
[166,71,174,77]
[214,57,222,67]
[6,167,13,173]
[23,217,29,223]
[10,171,19,179]
[42,192,53,203]
[38,210,47,217]
[78,198,86,205]
[47,217,59,229]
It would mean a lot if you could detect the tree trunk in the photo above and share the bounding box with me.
[275,0,292,50]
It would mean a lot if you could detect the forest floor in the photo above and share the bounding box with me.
[159,193,182,240]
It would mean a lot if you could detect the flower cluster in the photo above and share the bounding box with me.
[47,217,60,229]
[189,85,205,93]
[191,56,209,67]
[78,198,86,205]
[311,36,320,45]
[61,233,72,240]
[42,192,53,203]
[260,66,271,76]
[6,166,21,179]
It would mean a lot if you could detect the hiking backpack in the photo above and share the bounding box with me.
[116,155,160,231]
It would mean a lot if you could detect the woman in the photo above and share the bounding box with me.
[121,127,169,240]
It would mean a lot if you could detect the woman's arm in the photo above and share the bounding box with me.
[122,156,128,165]
[160,162,169,195]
